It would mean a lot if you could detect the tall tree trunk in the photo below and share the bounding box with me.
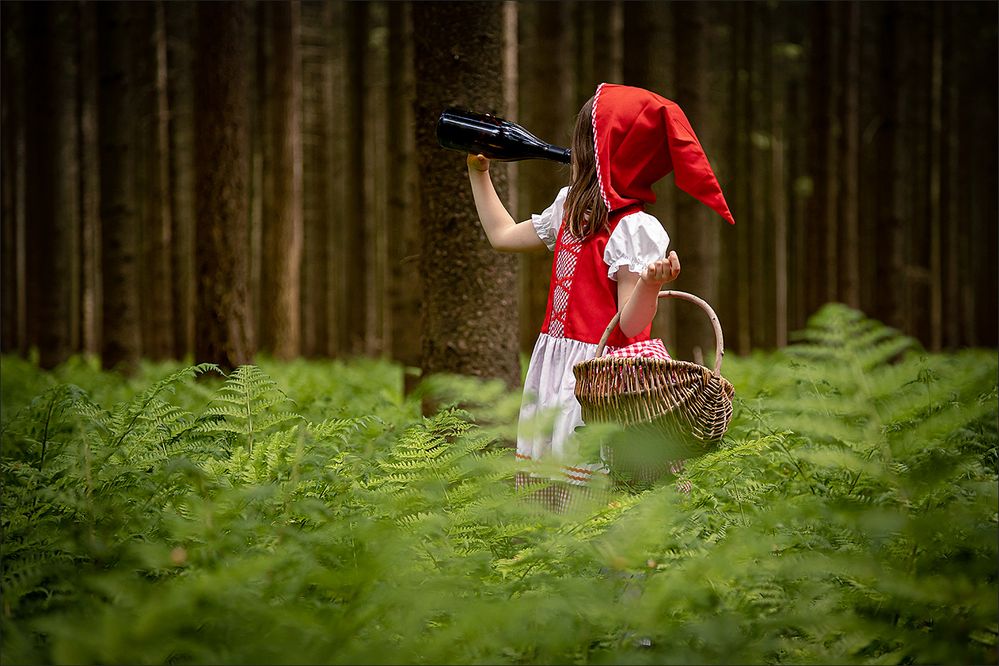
[387,0,422,377]
[730,2,752,353]
[364,2,389,356]
[97,2,141,372]
[874,2,904,332]
[940,3,959,349]
[413,1,521,388]
[837,1,861,309]
[328,0,348,356]
[805,3,832,321]
[1,1,26,355]
[338,1,368,356]
[518,1,573,353]
[78,0,101,357]
[928,2,944,351]
[672,1,722,363]
[25,2,79,369]
[165,1,196,359]
[300,0,332,358]
[194,1,253,371]
[135,1,174,360]
[259,0,303,360]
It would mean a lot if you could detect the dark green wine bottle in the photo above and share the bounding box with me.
[436,107,570,164]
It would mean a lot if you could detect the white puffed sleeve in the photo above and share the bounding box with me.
[530,186,569,251]
[603,212,671,280]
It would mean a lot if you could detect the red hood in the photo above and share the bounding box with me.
[592,83,735,225]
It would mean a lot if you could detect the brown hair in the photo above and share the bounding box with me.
[563,96,607,239]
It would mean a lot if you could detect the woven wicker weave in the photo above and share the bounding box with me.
[573,291,735,450]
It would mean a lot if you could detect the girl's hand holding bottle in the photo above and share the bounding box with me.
[641,250,681,286]
[467,153,490,172]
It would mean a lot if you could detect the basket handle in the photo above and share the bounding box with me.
[594,290,726,377]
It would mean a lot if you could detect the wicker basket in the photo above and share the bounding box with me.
[573,290,735,470]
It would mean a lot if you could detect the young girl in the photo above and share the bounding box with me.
[466,83,734,506]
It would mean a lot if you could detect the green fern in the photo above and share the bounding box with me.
[199,365,303,452]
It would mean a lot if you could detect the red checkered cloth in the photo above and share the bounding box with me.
[605,338,671,360]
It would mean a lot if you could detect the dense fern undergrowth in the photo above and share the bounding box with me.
[1,305,996,665]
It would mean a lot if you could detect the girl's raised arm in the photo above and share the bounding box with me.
[466,154,548,253]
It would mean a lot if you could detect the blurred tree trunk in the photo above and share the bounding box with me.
[300,0,332,357]
[328,0,348,356]
[518,1,573,353]
[97,2,141,372]
[805,3,833,321]
[339,1,368,356]
[166,1,196,359]
[874,2,904,333]
[671,1,722,363]
[413,1,521,388]
[78,1,101,357]
[387,1,422,378]
[752,3,776,351]
[1,2,26,355]
[135,1,174,360]
[899,4,932,345]
[940,3,958,349]
[837,1,861,310]
[728,3,751,354]
[364,2,389,356]
[194,0,253,371]
[969,4,998,347]
[24,2,79,369]
[259,0,303,360]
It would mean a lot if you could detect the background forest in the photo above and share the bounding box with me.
[1,1,996,381]
[1,3,997,664]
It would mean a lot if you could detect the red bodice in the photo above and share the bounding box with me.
[540,207,652,347]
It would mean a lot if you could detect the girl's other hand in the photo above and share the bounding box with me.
[641,250,680,286]
[467,153,490,172]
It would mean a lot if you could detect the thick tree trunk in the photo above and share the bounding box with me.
[874,3,905,332]
[300,0,332,357]
[1,2,26,355]
[24,2,79,369]
[165,1,196,359]
[413,1,521,388]
[135,0,174,360]
[671,1,722,363]
[78,0,101,357]
[194,1,253,371]
[259,0,303,360]
[364,2,389,356]
[837,1,861,310]
[387,1,422,375]
[339,1,368,356]
[518,1,573,353]
[97,2,141,372]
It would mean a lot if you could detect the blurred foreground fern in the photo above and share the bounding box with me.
[1,305,995,664]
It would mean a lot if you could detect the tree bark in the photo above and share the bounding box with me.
[165,1,196,359]
[387,0,422,375]
[874,2,905,332]
[338,1,368,356]
[300,0,332,357]
[413,1,521,388]
[1,2,26,355]
[671,1,723,362]
[134,1,174,360]
[258,0,303,360]
[837,1,861,310]
[24,2,80,369]
[518,1,573,353]
[97,2,141,372]
[194,1,253,371]
[364,2,389,356]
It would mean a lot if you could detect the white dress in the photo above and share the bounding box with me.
[517,187,670,485]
